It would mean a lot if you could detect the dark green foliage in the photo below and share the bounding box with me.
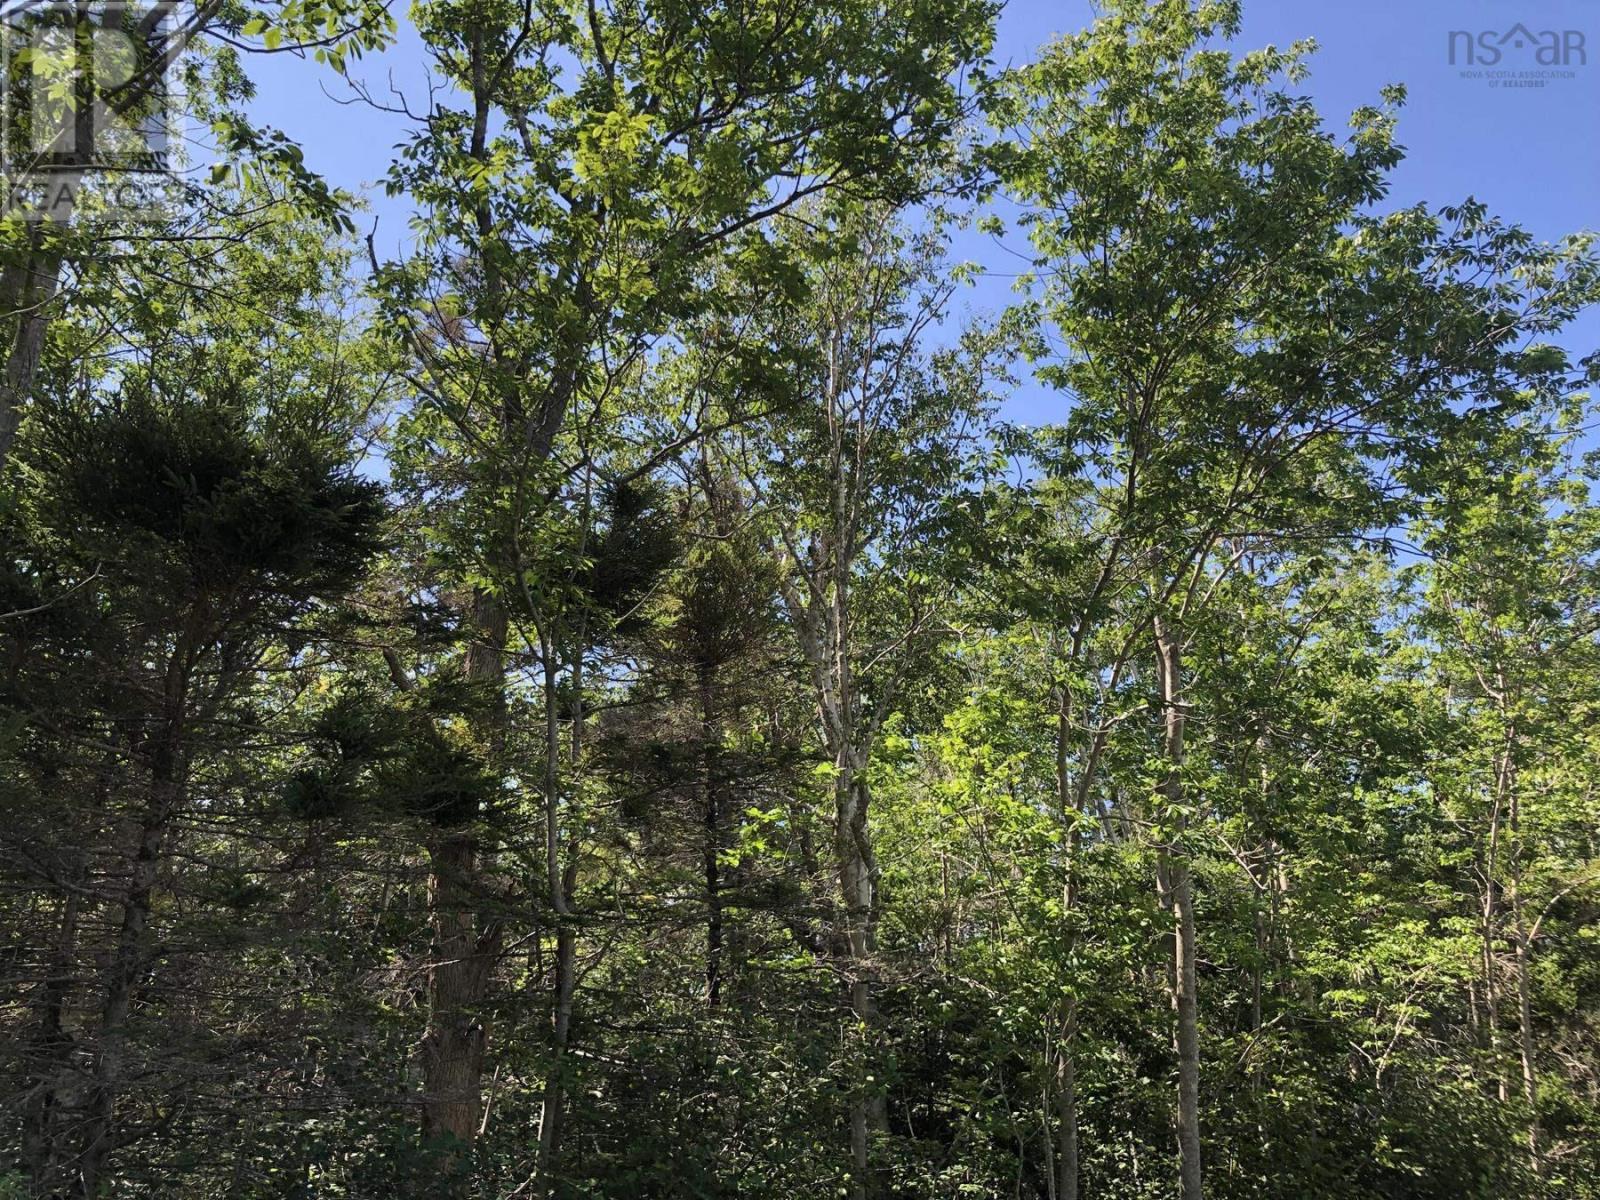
[284,682,496,827]
[37,394,385,599]
[585,480,683,634]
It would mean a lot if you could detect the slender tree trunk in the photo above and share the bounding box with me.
[838,762,884,1200]
[1250,904,1265,1036]
[76,622,195,1199]
[700,663,724,1007]
[1053,1009,1080,1200]
[535,923,577,1197]
[533,626,584,1198]
[76,728,184,1197]
[1480,897,1506,1100]
[1154,615,1202,1200]
[1159,852,1202,1200]
[1054,685,1080,1200]
[1249,757,1270,1066]
[1269,846,1288,994]
[1503,743,1542,1177]
[1512,925,1542,1175]
[20,757,109,1193]
[0,235,64,465]
[1,78,84,464]
[23,865,82,1193]
[1481,721,1513,1104]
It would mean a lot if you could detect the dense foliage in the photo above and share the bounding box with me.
[2,2,1598,1197]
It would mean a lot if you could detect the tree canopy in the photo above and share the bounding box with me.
[2,2,1598,1197]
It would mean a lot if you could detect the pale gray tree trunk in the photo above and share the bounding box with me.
[700,663,725,1007]
[837,762,885,1197]
[1154,615,1202,1200]
[533,622,584,1198]
[0,226,66,465]
[1503,741,1543,1177]
[1053,687,1080,1200]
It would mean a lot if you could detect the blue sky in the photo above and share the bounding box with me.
[248,0,1600,424]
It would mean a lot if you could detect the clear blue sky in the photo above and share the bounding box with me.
[248,0,1600,424]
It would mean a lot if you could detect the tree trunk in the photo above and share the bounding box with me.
[1504,745,1542,1177]
[23,866,82,1194]
[1166,855,1202,1200]
[1512,926,1542,1176]
[1480,721,1514,1104]
[1054,685,1080,1200]
[421,591,506,1157]
[0,234,64,465]
[76,730,184,1197]
[701,663,724,1007]
[1154,615,1202,1200]
[533,625,583,1198]
[422,832,499,1149]
[535,923,577,1197]
[838,764,884,1200]
[1053,1008,1080,1200]
[1480,887,1505,1100]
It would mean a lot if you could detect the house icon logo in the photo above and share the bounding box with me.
[1448,24,1588,67]
[1500,23,1539,52]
